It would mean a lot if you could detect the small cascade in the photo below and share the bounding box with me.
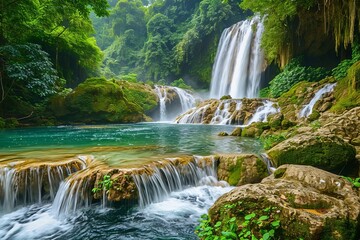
[172,87,197,112]
[155,85,168,121]
[210,15,265,99]
[0,158,87,212]
[299,83,337,118]
[246,100,279,125]
[51,171,93,216]
[260,153,276,174]
[210,100,243,125]
[132,156,223,208]
[154,85,197,121]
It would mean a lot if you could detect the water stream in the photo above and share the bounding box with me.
[0,123,259,239]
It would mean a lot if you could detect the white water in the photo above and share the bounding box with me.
[176,99,278,126]
[155,85,168,121]
[299,83,337,118]
[0,162,86,212]
[154,85,197,121]
[246,100,279,125]
[210,15,265,99]
[132,156,227,208]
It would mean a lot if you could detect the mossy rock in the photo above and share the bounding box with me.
[217,154,268,186]
[206,165,360,240]
[241,122,270,138]
[267,133,356,172]
[48,77,157,124]
[331,61,360,113]
[268,113,283,130]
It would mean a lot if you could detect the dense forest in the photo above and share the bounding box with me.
[0,0,359,127]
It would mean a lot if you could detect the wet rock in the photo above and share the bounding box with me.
[208,165,360,240]
[218,131,229,136]
[216,154,268,186]
[230,127,242,136]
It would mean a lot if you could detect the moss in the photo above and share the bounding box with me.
[48,77,157,124]
[331,61,360,113]
[228,158,242,186]
[220,95,232,100]
[268,138,356,172]
[320,218,360,240]
[274,168,287,178]
[308,110,320,121]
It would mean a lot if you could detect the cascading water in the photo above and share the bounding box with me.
[132,156,227,208]
[154,85,197,121]
[299,83,337,118]
[210,15,265,99]
[0,159,86,212]
[154,85,168,121]
[246,100,279,125]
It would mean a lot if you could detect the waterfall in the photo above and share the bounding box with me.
[132,156,224,208]
[0,159,86,212]
[51,173,93,216]
[246,100,279,125]
[299,83,337,118]
[155,85,168,121]
[154,85,197,121]
[210,15,265,99]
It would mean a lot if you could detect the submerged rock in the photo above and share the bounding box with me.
[208,165,360,240]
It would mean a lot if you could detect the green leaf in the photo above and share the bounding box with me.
[271,220,280,227]
[221,231,237,239]
[229,217,236,222]
[258,215,269,221]
[215,221,222,228]
[245,213,256,220]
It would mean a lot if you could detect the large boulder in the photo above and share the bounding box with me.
[49,77,157,124]
[267,133,356,173]
[207,165,360,240]
[216,154,268,186]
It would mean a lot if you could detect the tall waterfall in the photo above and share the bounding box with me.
[299,83,337,118]
[210,15,265,99]
[154,85,197,121]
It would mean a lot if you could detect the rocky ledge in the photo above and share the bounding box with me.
[207,165,360,239]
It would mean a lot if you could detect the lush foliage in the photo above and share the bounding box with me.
[96,0,244,85]
[196,205,281,240]
[332,41,360,80]
[265,58,328,98]
[170,78,192,90]
[0,0,109,122]
[0,44,59,99]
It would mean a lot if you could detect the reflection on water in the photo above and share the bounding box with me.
[0,123,261,167]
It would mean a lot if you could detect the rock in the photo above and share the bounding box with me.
[218,131,229,136]
[207,165,360,240]
[268,112,283,129]
[267,133,356,173]
[241,122,270,138]
[230,127,242,136]
[216,154,268,186]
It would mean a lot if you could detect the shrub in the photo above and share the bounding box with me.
[268,58,328,98]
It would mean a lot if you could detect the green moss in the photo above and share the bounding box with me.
[308,110,320,121]
[228,158,242,186]
[274,168,287,178]
[268,139,356,172]
[331,61,360,112]
[321,218,359,240]
[49,77,158,124]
